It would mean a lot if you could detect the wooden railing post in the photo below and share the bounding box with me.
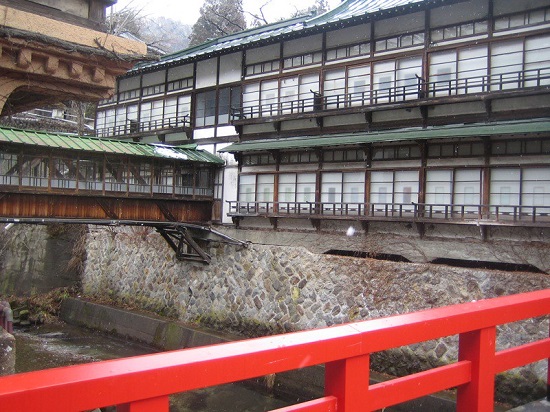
[325,354,371,412]
[457,326,496,412]
[117,396,169,412]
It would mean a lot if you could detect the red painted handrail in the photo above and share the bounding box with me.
[0,289,549,411]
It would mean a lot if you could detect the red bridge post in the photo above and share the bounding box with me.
[457,326,497,411]
[117,396,169,411]
[325,354,371,411]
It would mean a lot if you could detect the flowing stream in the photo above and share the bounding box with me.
[14,322,290,411]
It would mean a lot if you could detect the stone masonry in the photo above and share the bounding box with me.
[81,225,550,405]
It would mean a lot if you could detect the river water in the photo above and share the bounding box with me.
[14,323,290,411]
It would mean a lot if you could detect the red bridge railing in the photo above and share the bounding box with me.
[1,289,549,411]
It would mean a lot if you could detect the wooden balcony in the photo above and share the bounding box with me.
[96,115,191,140]
[231,67,550,126]
[227,201,550,235]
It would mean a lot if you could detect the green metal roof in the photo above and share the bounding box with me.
[0,127,224,164]
[219,119,550,153]
[129,0,458,74]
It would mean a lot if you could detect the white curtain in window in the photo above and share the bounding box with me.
[457,45,488,93]
[348,65,371,106]
[323,69,346,109]
[491,39,523,90]
[426,169,452,211]
[525,34,550,86]
[490,168,520,212]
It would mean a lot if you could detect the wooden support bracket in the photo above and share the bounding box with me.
[156,226,211,264]
[310,218,321,231]
[416,222,425,238]
[96,199,118,219]
[156,201,177,222]
[479,225,488,242]
[269,217,278,230]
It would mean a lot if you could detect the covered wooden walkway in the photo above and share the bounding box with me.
[0,127,240,263]
[0,127,224,223]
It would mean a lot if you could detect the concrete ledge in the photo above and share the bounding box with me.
[60,298,237,350]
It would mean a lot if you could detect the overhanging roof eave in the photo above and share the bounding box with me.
[219,119,550,153]
[0,127,224,165]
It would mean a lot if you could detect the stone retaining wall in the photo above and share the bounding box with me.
[0,224,82,296]
[82,226,550,406]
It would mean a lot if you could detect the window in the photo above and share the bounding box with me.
[375,31,424,52]
[78,158,103,191]
[326,42,370,61]
[373,57,422,103]
[491,138,550,156]
[324,69,346,109]
[428,45,488,96]
[104,158,127,193]
[494,7,550,32]
[491,39,524,91]
[488,167,550,214]
[260,80,279,117]
[175,166,194,196]
[152,164,173,194]
[522,168,550,207]
[0,151,18,186]
[343,172,365,205]
[167,77,193,92]
[278,74,319,114]
[490,168,520,211]
[280,151,318,164]
[324,149,364,162]
[195,87,240,127]
[453,169,482,212]
[51,158,77,189]
[239,175,255,202]
[257,174,274,202]
[524,34,550,87]
[373,59,394,103]
[245,59,280,76]
[21,156,49,188]
[457,45,488,94]
[242,153,276,166]
[396,57,423,101]
[279,174,298,203]
[428,141,484,158]
[283,52,322,69]
[426,169,452,209]
[278,173,316,210]
[195,90,216,127]
[143,84,165,97]
[348,65,371,106]
[196,168,213,196]
[119,89,140,101]
[321,172,343,206]
[431,20,488,43]
[373,145,421,160]
[429,50,456,97]
[370,170,419,211]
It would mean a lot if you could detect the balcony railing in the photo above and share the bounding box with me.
[0,290,548,411]
[96,114,190,138]
[227,201,550,225]
[231,67,550,121]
